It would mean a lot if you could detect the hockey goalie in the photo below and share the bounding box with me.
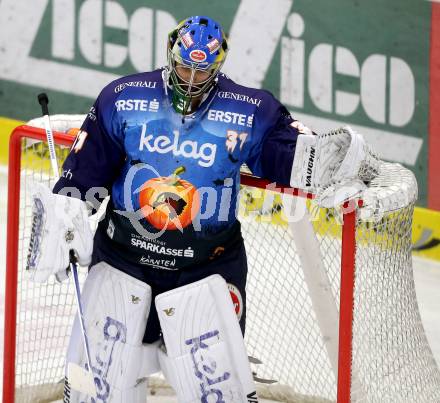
[27,16,379,403]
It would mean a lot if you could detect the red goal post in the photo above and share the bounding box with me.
[3,123,440,403]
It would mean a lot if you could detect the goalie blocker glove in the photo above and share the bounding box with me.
[290,126,381,207]
[26,183,94,283]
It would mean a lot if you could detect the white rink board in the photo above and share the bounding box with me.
[0,168,439,402]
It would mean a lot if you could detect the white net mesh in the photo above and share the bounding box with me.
[5,122,440,403]
[240,196,340,401]
[351,204,440,402]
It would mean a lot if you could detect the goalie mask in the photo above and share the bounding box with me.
[167,16,228,115]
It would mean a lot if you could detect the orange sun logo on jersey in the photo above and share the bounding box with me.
[139,166,200,231]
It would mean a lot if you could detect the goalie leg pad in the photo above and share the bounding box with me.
[155,274,258,403]
[64,261,160,403]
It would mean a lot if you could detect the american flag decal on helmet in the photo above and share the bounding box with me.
[207,38,221,54]
[181,32,194,49]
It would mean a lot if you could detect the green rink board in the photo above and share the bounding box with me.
[0,0,432,204]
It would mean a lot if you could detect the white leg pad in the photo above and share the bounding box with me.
[64,262,160,403]
[155,274,258,403]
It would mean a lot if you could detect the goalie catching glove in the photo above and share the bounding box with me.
[290,126,381,207]
[26,183,94,282]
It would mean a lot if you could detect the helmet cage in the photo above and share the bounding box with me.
[167,48,224,99]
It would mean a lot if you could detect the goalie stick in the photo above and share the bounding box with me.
[37,93,97,398]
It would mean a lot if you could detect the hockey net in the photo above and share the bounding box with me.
[3,119,440,403]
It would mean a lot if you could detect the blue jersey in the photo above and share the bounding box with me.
[54,69,300,269]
